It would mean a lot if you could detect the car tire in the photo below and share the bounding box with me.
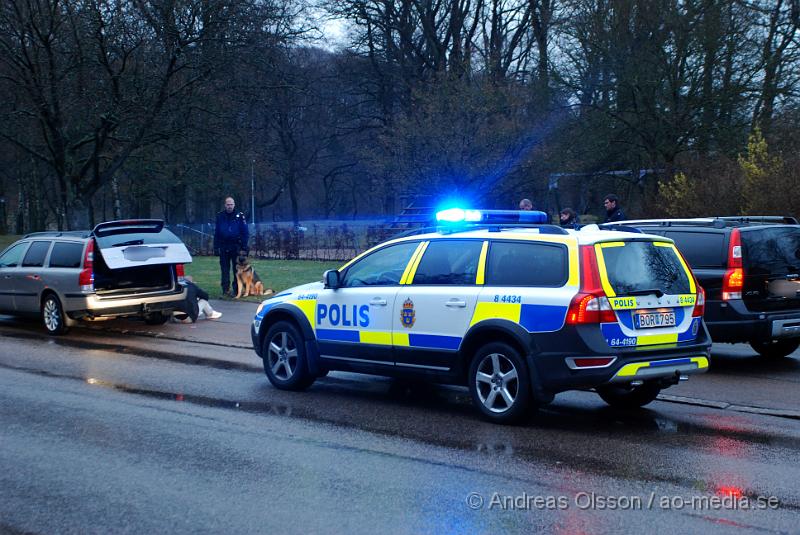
[468,342,533,424]
[144,312,170,325]
[262,321,315,391]
[42,293,69,336]
[750,339,800,359]
[596,382,661,409]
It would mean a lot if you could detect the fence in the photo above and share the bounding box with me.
[169,220,404,261]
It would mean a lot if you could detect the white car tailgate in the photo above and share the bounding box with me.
[92,219,192,270]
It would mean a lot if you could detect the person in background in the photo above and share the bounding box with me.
[603,194,626,223]
[519,198,533,211]
[214,196,249,296]
[559,207,579,228]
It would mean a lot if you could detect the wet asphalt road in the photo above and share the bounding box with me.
[1,325,800,534]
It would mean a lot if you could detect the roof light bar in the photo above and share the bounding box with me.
[435,208,548,224]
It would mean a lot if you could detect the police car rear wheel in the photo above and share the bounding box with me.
[596,382,661,409]
[469,342,532,424]
[263,321,315,391]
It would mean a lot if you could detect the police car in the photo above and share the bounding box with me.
[251,209,711,423]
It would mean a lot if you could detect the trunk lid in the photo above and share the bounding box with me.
[595,239,701,346]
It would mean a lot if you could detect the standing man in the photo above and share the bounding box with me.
[603,194,626,223]
[519,198,534,211]
[214,196,249,296]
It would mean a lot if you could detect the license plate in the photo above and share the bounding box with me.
[635,311,676,329]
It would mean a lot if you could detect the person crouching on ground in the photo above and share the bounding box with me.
[174,277,222,323]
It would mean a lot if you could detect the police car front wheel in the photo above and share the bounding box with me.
[262,321,316,391]
[468,342,533,424]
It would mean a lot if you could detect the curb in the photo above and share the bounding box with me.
[658,393,800,420]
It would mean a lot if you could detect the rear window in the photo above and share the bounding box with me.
[486,241,568,286]
[412,240,483,285]
[21,241,51,267]
[49,242,84,268]
[598,241,692,295]
[742,227,800,275]
[94,229,183,249]
[663,231,725,268]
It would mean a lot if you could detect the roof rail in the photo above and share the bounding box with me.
[593,224,643,234]
[22,230,91,239]
[715,215,798,225]
[612,218,727,229]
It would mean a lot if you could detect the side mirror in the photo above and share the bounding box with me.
[323,269,340,289]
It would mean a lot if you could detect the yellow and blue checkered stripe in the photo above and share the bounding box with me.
[469,302,568,332]
[315,328,462,350]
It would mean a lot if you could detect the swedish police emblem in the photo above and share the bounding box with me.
[401,298,415,328]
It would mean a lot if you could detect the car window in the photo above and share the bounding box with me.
[21,241,52,267]
[342,242,419,287]
[486,241,568,286]
[412,240,483,285]
[94,229,183,249]
[663,231,725,268]
[598,241,692,295]
[49,242,85,268]
[0,243,27,268]
[741,227,800,275]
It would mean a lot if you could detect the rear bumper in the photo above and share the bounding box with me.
[528,322,712,396]
[65,287,187,319]
[705,299,800,343]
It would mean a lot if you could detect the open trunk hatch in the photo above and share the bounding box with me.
[741,226,800,312]
[91,220,191,270]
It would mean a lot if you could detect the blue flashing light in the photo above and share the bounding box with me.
[435,208,549,225]
[436,208,482,223]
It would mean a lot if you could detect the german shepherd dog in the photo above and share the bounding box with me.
[235,252,273,298]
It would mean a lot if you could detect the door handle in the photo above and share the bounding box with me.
[445,299,467,308]
[369,298,387,306]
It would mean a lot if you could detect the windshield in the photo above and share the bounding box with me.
[598,241,692,296]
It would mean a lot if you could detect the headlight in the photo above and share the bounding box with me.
[256,302,265,315]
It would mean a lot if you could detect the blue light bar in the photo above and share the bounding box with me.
[435,208,548,225]
[435,208,482,223]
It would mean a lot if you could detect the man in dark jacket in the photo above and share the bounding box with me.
[603,194,626,223]
[214,196,249,296]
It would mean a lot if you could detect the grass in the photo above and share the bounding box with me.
[186,256,342,301]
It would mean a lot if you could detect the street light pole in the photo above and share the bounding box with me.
[251,159,256,228]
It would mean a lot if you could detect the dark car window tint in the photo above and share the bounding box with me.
[741,227,800,275]
[342,242,419,287]
[94,229,182,249]
[600,241,692,295]
[663,231,725,268]
[486,242,568,286]
[412,240,483,285]
[21,241,51,267]
[0,243,27,268]
[49,242,85,268]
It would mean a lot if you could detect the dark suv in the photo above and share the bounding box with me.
[619,217,800,358]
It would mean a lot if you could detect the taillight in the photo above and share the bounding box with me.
[79,240,94,292]
[566,245,617,324]
[722,229,743,300]
[176,264,186,284]
[693,286,706,317]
